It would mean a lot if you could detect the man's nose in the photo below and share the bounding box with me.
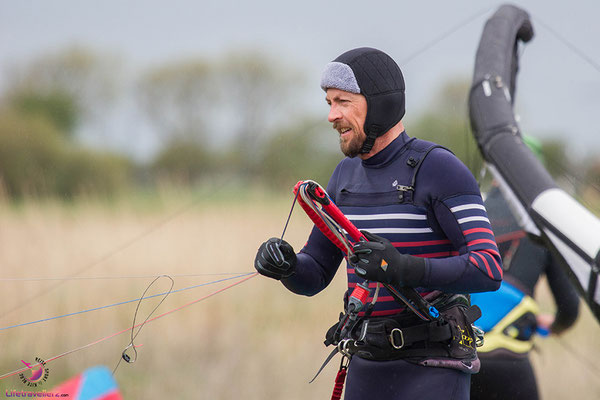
[328,105,342,123]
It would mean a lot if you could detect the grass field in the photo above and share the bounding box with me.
[0,191,598,399]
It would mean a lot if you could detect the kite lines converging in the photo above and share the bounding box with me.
[0,272,258,381]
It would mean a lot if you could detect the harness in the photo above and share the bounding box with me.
[325,292,482,361]
[471,280,540,354]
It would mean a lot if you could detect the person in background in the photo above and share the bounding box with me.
[470,136,580,400]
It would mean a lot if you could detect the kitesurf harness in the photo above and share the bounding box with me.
[293,179,483,399]
[471,280,540,355]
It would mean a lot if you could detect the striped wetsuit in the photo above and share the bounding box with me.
[282,132,502,399]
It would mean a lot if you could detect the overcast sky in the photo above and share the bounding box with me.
[1,0,599,159]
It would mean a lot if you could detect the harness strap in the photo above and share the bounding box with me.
[399,143,449,204]
[368,318,453,345]
[346,319,454,360]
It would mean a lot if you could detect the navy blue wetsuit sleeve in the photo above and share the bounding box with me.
[544,251,580,333]
[281,166,345,296]
[417,149,503,293]
[281,227,344,295]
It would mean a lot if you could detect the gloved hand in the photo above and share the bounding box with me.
[351,231,426,287]
[254,238,297,280]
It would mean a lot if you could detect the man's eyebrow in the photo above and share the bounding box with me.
[325,94,345,103]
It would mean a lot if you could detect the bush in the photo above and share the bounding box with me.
[0,110,132,200]
[0,111,66,198]
[8,89,79,135]
[57,149,133,200]
[259,118,342,189]
[151,139,214,185]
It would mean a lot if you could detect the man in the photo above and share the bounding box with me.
[254,47,502,399]
[470,138,579,400]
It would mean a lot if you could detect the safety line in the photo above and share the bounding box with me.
[400,5,495,66]
[533,15,600,75]
[0,272,250,282]
[279,187,299,244]
[0,272,258,381]
[0,273,254,332]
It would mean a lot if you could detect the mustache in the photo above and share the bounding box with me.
[332,121,350,131]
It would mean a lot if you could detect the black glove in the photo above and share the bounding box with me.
[254,238,297,280]
[351,231,426,287]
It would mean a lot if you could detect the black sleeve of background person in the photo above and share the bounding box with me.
[544,250,580,332]
[506,237,547,295]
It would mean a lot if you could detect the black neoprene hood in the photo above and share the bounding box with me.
[320,47,406,153]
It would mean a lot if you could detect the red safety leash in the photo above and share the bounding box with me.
[331,357,349,400]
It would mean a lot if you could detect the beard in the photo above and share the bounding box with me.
[334,122,366,158]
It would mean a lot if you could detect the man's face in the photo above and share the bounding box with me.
[325,88,367,158]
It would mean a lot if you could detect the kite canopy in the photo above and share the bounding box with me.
[468,4,600,323]
[52,366,122,400]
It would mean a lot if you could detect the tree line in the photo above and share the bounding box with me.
[0,47,597,207]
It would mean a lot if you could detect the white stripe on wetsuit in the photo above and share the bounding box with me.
[347,213,427,220]
[457,216,490,224]
[450,204,487,213]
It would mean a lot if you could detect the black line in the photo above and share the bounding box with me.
[399,6,495,66]
[530,209,595,265]
[533,15,600,75]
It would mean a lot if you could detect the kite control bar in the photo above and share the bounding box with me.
[293,180,439,322]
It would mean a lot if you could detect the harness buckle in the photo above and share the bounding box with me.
[337,339,354,357]
[472,325,485,347]
[395,185,414,192]
[389,328,405,349]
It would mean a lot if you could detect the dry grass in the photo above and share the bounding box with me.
[531,278,600,399]
[0,193,598,399]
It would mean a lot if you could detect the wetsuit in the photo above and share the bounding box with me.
[470,186,580,400]
[282,132,502,399]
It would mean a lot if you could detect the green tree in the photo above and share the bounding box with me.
[0,47,133,200]
[8,89,78,134]
[259,118,342,189]
[137,60,216,144]
[137,50,304,184]
[583,159,600,213]
[151,138,214,185]
[57,149,133,200]
[216,50,301,163]
[409,78,484,175]
[0,109,132,200]
[4,46,119,138]
[540,138,570,179]
[585,160,600,188]
[0,111,66,198]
